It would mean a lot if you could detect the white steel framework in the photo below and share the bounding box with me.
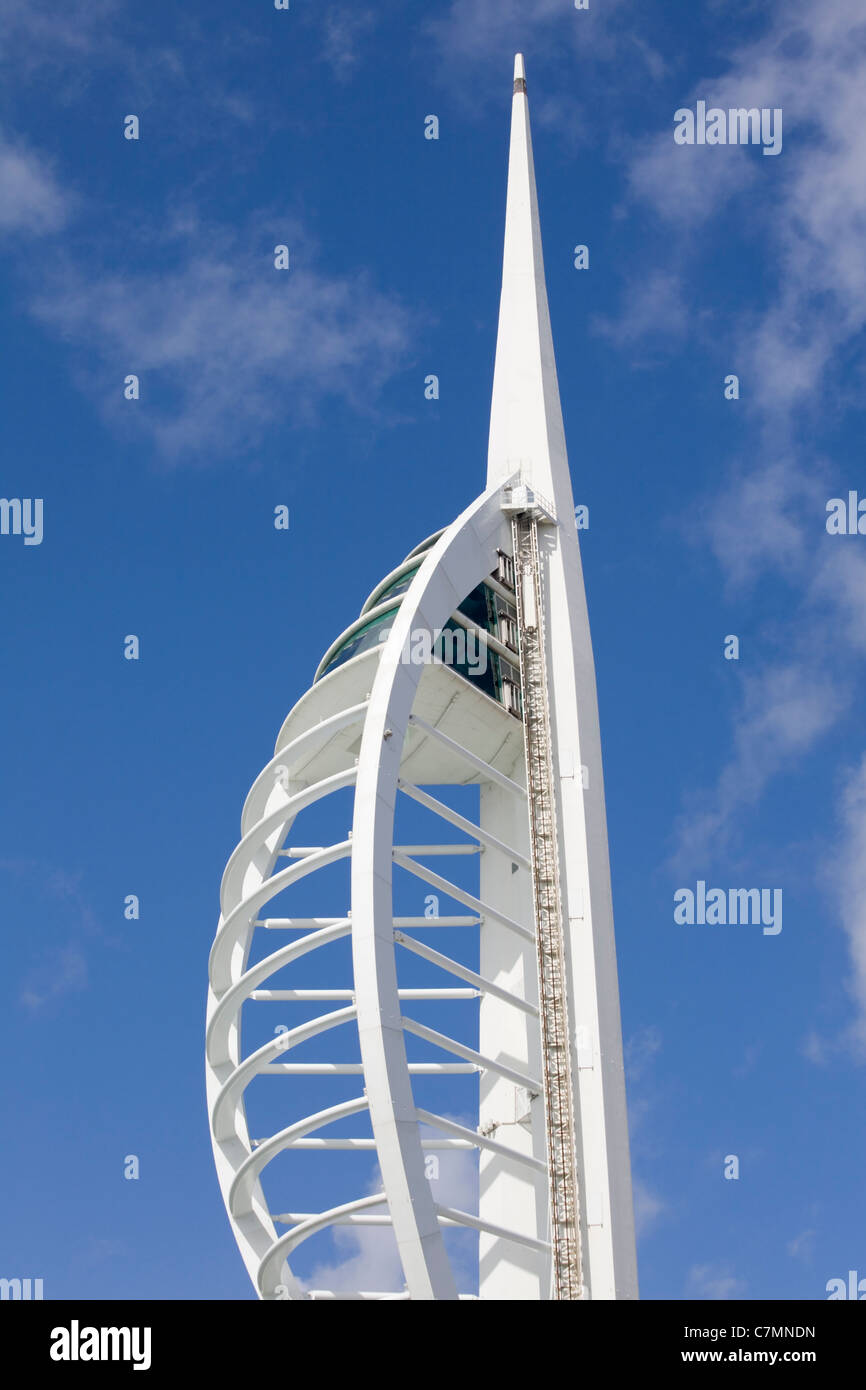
[206,54,638,1301]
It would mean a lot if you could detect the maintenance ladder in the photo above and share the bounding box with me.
[511,512,584,1300]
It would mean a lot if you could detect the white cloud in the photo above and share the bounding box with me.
[20,943,88,1010]
[320,9,377,80]
[671,662,847,871]
[625,1024,662,1083]
[687,1261,747,1300]
[302,1121,477,1296]
[427,0,567,70]
[631,9,866,997]
[593,270,689,351]
[0,0,120,68]
[627,0,866,417]
[302,1198,404,1297]
[426,0,662,121]
[29,215,413,462]
[699,458,818,592]
[801,1030,828,1065]
[824,755,866,1057]
[1,859,114,1010]
[0,131,70,234]
[632,1177,665,1238]
[809,548,866,656]
[626,135,757,228]
[786,1228,815,1262]
[624,1028,667,1242]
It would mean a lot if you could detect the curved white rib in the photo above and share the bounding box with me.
[349,483,518,1300]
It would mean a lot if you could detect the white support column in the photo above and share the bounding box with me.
[479,776,548,1299]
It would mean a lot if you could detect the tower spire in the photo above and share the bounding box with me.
[487,55,574,518]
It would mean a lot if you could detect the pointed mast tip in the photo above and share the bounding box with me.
[513,53,526,92]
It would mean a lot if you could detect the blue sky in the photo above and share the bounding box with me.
[1,0,865,1301]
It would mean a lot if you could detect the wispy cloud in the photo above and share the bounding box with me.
[786,1228,816,1263]
[633,1177,665,1239]
[428,0,568,70]
[301,1183,404,1296]
[426,0,662,121]
[822,756,866,1057]
[0,7,412,464]
[320,8,378,81]
[623,6,866,1063]
[699,458,820,592]
[624,1027,667,1240]
[626,0,866,417]
[0,0,122,72]
[20,943,88,1010]
[687,1261,747,1299]
[670,662,847,872]
[0,1,266,141]
[427,0,645,71]
[593,270,689,353]
[1,860,113,1011]
[626,133,758,230]
[625,1024,663,1084]
[28,211,413,463]
[0,131,71,234]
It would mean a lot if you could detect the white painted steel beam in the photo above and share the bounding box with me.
[398,779,530,867]
[394,930,538,1016]
[393,851,533,942]
[408,713,525,796]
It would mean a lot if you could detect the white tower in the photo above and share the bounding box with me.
[206,54,638,1301]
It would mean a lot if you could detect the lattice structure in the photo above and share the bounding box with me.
[512,511,583,1298]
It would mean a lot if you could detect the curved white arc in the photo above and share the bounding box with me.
[350,482,512,1301]
[206,1049,301,1300]
[257,1194,390,1295]
[360,556,423,615]
[206,921,352,1065]
[313,598,402,682]
[228,1097,370,1219]
[241,700,368,829]
[209,840,352,994]
[222,768,357,914]
[211,1006,358,1141]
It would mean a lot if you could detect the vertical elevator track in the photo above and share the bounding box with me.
[511,513,584,1300]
